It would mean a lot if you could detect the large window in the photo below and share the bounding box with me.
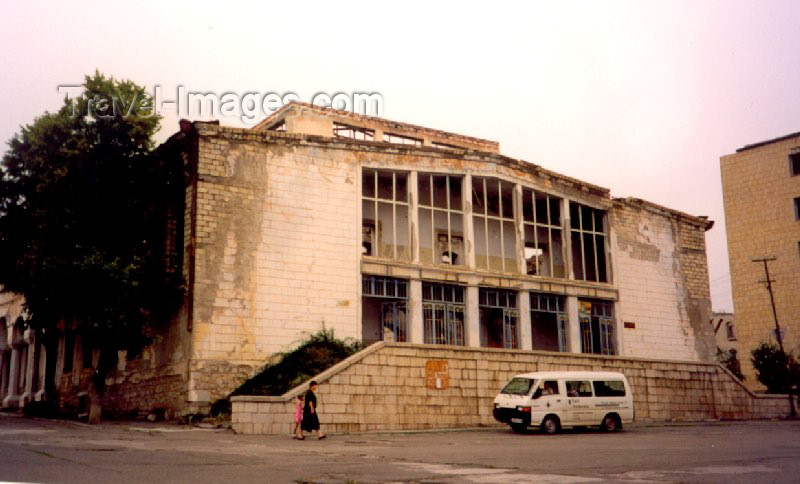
[422,282,465,345]
[530,293,568,352]
[362,276,408,343]
[479,288,519,349]
[334,122,374,141]
[384,132,423,146]
[570,203,609,282]
[472,177,518,273]
[790,152,800,176]
[418,174,464,266]
[522,189,564,278]
[362,169,410,261]
[579,299,616,355]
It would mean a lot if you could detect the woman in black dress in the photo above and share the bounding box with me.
[300,381,326,440]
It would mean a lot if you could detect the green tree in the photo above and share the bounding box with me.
[0,72,183,420]
[750,342,800,394]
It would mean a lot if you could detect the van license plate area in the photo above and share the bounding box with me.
[511,418,523,423]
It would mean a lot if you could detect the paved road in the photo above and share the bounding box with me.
[1,415,798,483]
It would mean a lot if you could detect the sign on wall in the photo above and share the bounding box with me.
[425,360,449,389]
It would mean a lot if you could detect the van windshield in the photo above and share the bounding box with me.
[500,377,536,395]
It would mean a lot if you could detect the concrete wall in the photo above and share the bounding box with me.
[612,199,715,362]
[231,343,792,435]
[721,134,800,388]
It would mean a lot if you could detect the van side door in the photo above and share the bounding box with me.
[564,380,594,425]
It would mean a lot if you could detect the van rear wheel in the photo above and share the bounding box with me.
[541,415,560,435]
[601,414,621,432]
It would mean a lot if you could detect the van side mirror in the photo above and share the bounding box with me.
[532,388,542,399]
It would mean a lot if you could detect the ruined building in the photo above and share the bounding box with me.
[721,131,800,389]
[1,103,716,416]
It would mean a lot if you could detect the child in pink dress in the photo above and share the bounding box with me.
[293,394,304,439]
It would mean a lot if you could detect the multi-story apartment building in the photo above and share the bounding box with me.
[721,131,800,388]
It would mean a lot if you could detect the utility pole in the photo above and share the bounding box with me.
[752,256,796,417]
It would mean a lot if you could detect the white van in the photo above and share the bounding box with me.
[493,371,634,434]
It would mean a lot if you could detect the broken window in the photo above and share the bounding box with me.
[383,132,423,146]
[334,122,374,141]
[422,282,465,345]
[790,152,800,176]
[268,120,286,131]
[362,276,408,344]
[362,169,410,261]
[479,288,519,349]
[795,197,800,220]
[522,189,564,278]
[530,293,568,352]
[473,177,518,273]
[570,203,609,283]
[432,141,461,150]
[418,174,464,266]
[578,299,616,355]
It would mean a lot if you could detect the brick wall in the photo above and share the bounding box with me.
[231,343,791,435]
[612,199,715,362]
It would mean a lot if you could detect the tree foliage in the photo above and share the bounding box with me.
[750,342,800,394]
[0,71,182,366]
[717,348,745,381]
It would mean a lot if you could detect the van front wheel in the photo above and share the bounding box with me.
[541,415,560,435]
[601,414,621,432]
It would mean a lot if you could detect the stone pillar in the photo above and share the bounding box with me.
[20,328,36,407]
[463,174,476,269]
[3,329,22,408]
[466,285,480,347]
[408,279,424,344]
[563,200,574,280]
[567,296,582,354]
[518,291,532,350]
[0,322,8,403]
[409,172,419,264]
[35,341,47,402]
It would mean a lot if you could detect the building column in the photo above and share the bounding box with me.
[0,322,8,403]
[567,296,582,354]
[408,279,424,344]
[463,174,476,269]
[2,330,22,408]
[466,285,480,347]
[20,328,36,407]
[409,172,419,264]
[35,341,47,402]
[518,290,532,350]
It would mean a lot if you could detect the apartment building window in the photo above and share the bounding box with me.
[725,321,736,341]
[418,174,464,266]
[570,203,609,283]
[790,152,800,176]
[334,122,374,141]
[579,299,616,355]
[384,132,423,146]
[522,188,565,278]
[479,288,519,349]
[362,169,410,261]
[422,282,465,346]
[473,177,518,273]
[530,293,568,352]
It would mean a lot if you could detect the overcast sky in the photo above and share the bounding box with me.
[2,0,799,312]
